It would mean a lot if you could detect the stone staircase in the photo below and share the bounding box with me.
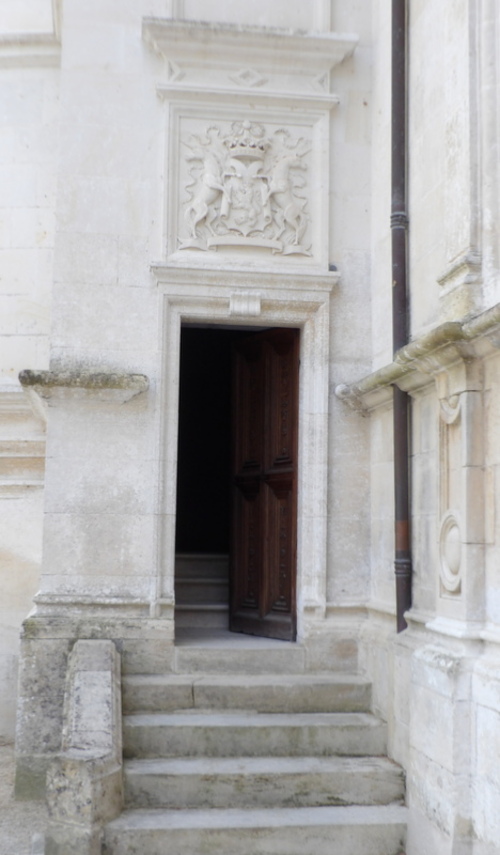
[103,635,407,854]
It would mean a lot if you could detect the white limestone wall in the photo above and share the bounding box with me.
[37,0,376,619]
[11,0,379,782]
[0,68,57,383]
[328,1,372,610]
[43,0,168,609]
[370,0,392,370]
[0,434,45,742]
[0,3,58,741]
[361,2,500,853]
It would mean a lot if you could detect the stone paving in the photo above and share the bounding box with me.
[0,745,46,855]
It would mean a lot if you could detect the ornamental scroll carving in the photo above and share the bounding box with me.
[179,120,311,256]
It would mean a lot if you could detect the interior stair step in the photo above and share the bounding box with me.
[103,804,408,855]
[124,755,405,809]
[175,552,229,579]
[123,711,387,759]
[122,672,372,714]
[174,603,229,628]
[175,577,229,604]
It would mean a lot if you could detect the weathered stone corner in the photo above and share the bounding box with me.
[44,640,123,855]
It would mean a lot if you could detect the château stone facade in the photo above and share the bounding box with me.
[1,1,500,853]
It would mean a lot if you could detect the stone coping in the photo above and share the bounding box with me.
[336,302,500,412]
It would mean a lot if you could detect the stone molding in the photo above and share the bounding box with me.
[151,262,339,293]
[33,593,153,616]
[438,250,483,292]
[0,33,60,67]
[335,302,500,412]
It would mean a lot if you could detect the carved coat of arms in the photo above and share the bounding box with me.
[179,121,311,255]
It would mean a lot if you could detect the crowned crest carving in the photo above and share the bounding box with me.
[179,121,311,256]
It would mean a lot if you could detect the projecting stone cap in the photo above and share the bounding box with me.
[18,370,149,416]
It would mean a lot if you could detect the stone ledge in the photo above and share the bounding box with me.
[19,370,149,393]
[19,370,149,408]
[335,303,500,413]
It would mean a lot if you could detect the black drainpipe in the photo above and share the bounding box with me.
[391,0,412,631]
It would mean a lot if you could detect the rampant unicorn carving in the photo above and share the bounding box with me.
[181,128,227,248]
[267,152,308,250]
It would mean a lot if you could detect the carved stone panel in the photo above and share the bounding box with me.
[165,107,329,269]
[179,120,311,256]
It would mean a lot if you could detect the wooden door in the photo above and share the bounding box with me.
[230,328,299,641]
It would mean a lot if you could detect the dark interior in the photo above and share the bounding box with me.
[175,326,247,554]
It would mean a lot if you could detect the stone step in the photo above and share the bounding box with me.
[123,711,387,760]
[174,603,229,627]
[175,577,229,604]
[122,672,372,715]
[173,637,307,674]
[103,804,408,855]
[175,553,229,579]
[124,755,405,809]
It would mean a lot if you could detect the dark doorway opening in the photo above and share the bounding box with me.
[174,326,249,637]
[174,324,299,641]
[175,327,245,554]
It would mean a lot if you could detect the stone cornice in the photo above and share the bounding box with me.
[151,262,339,294]
[142,18,358,74]
[336,303,500,413]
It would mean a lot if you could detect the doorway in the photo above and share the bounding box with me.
[174,325,299,641]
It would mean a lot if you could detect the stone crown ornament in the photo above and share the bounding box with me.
[179,120,311,256]
[225,121,270,160]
